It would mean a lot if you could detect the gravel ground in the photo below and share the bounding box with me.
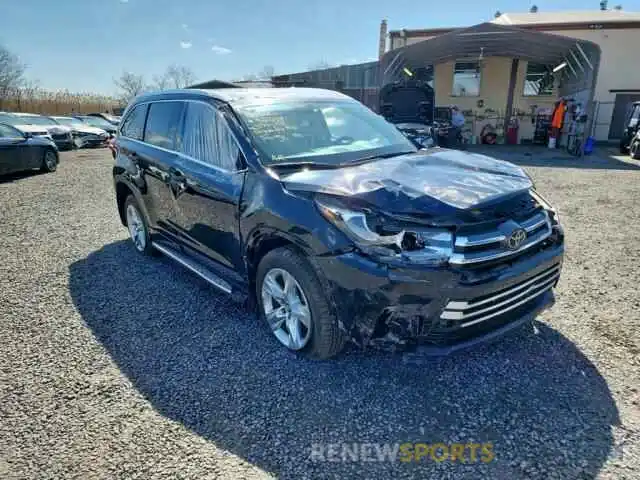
[0,148,639,479]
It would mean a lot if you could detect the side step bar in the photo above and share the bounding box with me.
[152,241,233,295]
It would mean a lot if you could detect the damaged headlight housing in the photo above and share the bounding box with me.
[316,199,453,266]
[530,189,560,224]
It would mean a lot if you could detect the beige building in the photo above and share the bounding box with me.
[385,11,640,142]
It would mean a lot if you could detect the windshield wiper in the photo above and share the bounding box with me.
[347,150,416,165]
[268,161,343,170]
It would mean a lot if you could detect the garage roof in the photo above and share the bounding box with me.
[381,22,600,83]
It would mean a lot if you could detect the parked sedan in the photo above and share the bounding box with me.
[50,116,109,148]
[87,112,121,126]
[10,113,74,150]
[74,115,117,136]
[0,113,53,141]
[0,123,58,176]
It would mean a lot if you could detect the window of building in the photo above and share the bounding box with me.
[143,101,185,150]
[452,61,480,97]
[120,104,148,140]
[524,63,554,96]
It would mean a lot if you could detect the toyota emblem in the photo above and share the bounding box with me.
[506,229,527,250]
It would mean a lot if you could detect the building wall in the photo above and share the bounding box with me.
[545,28,640,140]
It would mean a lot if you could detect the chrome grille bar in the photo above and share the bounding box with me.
[450,211,552,265]
[440,264,560,328]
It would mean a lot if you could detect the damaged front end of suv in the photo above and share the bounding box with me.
[279,150,564,354]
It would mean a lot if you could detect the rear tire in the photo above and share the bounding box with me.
[256,247,346,359]
[40,149,57,173]
[124,195,155,256]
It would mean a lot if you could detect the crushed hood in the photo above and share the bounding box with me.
[72,125,108,135]
[281,149,532,213]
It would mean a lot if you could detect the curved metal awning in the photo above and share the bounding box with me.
[380,22,601,90]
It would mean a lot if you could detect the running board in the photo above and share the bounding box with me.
[152,241,233,295]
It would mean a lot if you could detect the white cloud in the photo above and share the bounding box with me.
[119,0,129,3]
[211,45,231,55]
[181,23,189,30]
[180,41,193,49]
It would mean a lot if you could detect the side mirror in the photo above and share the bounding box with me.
[23,132,33,140]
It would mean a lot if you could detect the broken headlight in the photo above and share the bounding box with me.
[316,199,453,266]
[530,189,560,224]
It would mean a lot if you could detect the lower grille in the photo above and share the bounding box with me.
[440,264,560,328]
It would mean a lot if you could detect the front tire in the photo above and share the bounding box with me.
[256,247,346,359]
[124,195,154,256]
[630,140,640,160]
[40,149,57,173]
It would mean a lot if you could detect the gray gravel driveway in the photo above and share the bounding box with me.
[0,148,638,479]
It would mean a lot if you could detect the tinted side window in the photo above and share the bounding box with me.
[214,111,242,171]
[182,102,218,166]
[181,103,242,170]
[120,104,147,140]
[144,101,185,150]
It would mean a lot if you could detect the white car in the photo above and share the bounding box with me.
[10,113,74,150]
[0,112,53,141]
[50,116,109,148]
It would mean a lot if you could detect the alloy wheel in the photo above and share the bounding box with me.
[45,151,57,170]
[126,204,147,252]
[261,268,312,350]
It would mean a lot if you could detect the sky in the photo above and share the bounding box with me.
[1,0,639,95]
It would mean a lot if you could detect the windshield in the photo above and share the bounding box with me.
[0,114,18,126]
[236,100,416,166]
[80,116,111,128]
[15,115,59,126]
[53,117,85,127]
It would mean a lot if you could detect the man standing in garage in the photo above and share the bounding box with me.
[449,105,465,148]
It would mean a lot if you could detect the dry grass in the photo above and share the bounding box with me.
[0,87,122,115]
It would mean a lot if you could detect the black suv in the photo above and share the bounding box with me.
[113,88,564,359]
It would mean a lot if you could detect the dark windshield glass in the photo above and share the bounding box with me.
[236,100,416,166]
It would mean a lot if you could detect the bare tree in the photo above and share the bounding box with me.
[165,65,197,88]
[494,10,502,18]
[600,0,608,10]
[0,44,26,107]
[614,4,623,9]
[151,72,171,91]
[114,71,147,102]
[530,5,539,13]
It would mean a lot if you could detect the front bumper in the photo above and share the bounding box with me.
[314,231,564,354]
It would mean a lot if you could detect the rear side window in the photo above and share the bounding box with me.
[0,124,22,137]
[144,101,185,150]
[120,104,147,140]
[181,102,242,171]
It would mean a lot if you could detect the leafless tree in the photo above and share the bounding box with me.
[165,65,197,88]
[151,73,171,91]
[530,5,539,13]
[600,0,608,10]
[114,71,147,102]
[0,45,26,107]
[614,4,623,10]
[494,10,502,18]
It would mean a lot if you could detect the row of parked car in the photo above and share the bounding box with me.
[0,111,120,150]
[0,112,120,176]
